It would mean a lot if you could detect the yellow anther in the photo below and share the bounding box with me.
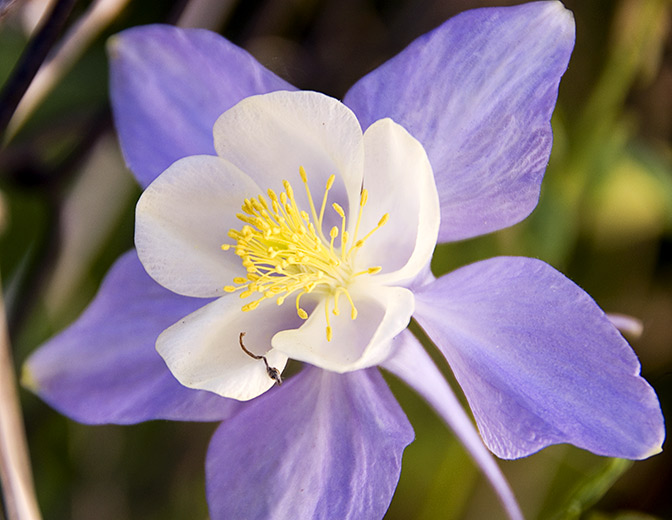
[319,174,336,227]
[329,226,338,255]
[332,203,345,218]
[282,180,293,199]
[357,212,390,248]
[333,290,341,316]
[342,289,358,320]
[360,188,368,207]
[221,244,232,251]
[224,286,237,292]
[242,300,260,312]
[324,301,333,341]
[296,291,309,319]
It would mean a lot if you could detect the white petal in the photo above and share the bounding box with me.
[272,284,414,372]
[213,90,365,235]
[135,155,261,297]
[156,296,302,401]
[355,118,439,286]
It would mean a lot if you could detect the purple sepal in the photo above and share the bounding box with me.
[414,256,665,459]
[205,366,413,520]
[24,251,239,425]
[108,25,295,188]
[344,2,575,242]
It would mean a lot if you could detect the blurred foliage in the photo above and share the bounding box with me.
[1,0,671,519]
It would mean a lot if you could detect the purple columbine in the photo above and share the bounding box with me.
[24,2,664,519]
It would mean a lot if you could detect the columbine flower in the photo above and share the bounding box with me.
[24,3,664,520]
[135,89,439,401]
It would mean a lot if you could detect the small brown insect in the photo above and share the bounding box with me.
[239,332,283,386]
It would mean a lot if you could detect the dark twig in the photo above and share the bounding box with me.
[0,0,78,143]
[166,0,192,25]
[239,332,282,385]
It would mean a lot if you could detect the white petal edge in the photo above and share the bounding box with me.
[136,154,262,297]
[156,296,303,401]
[356,118,440,286]
[382,330,524,520]
[212,90,365,236]
[272,284,415,372]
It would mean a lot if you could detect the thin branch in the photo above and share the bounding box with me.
[0,277,42,520]
[5,0,131,141]
[0,0,77,143]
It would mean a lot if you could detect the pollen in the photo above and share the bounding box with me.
[221,167,388,341]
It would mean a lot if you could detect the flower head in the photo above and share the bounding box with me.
[135,90,439,400]
[24,2,664,520]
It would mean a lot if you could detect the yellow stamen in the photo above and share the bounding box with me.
[349,188,368,255]
[324,300,333,342]
[329,226,338,256]
[296,291,308,320]
[318,174,336,228]
[221,167,388,341]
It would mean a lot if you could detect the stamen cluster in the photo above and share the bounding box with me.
[222,167,388,341]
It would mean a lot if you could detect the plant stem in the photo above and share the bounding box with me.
[0,0,77,143]
[0,279,42,520]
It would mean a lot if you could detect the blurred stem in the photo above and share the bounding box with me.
[0,0,77,144]
[0,278,42,520]
[5,0,131,142]
[6,108,112,340]
[566,0,669,199]
[550,458,633,520]
[537,0,670,264]
[176,0,237,29]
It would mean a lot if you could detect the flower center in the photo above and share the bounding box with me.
[221,167,388,341]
